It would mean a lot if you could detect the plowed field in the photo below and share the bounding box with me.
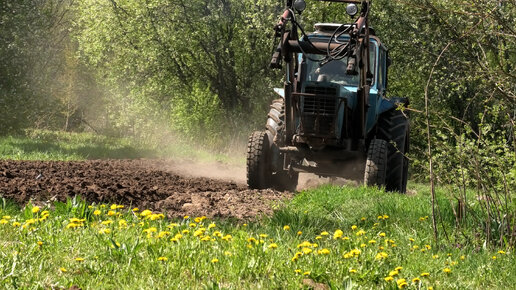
[0,160,292,220]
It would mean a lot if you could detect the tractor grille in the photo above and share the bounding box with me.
[301,86,338,136]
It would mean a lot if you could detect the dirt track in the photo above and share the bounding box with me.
[0,160,293,220]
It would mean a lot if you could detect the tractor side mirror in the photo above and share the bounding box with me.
[293,0,306,14]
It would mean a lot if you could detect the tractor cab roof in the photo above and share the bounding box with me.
[309,23,385,49]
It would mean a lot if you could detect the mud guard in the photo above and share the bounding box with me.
[379,97,409,114]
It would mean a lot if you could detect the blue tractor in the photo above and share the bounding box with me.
[247,0,410,192]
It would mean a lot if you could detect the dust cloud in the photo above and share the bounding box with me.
[153,159,363,192]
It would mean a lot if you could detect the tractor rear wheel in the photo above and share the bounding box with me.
[266,99,298,192]
[377,109,410,193]
[247,131,272,189]
[364,138,388,188]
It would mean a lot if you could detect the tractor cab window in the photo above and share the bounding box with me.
[304,44,376,86]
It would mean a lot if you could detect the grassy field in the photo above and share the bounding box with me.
[0,129,243,164]
[0,131,514,289]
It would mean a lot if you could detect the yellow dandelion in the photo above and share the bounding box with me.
[389,270,399,277]
[349,269,357,273]
[189,223,197,228]
[222,234,232,241]
[37,241,43,246]
[409,238,415,242]
[421,272,430,277]
[397,278,408,288]
[317,248,330,255]
[12,222,21,227]
[297,231,302,235]
[333,229,343,239]
[60,267,67,272]
[315,236,322,240]
[283,225,290,231]
[384,276,394,282]
[360,243,367,248]
[208,223,216,229]
[361,217,366,221]
[412,245,419,250]
[369,239,376,244]
[183,215,189,219]
[395,266,403,271]
[101,220,113,225]
[432,254,439,259]
[294,269,302,274]
[182,229,190,234]
[141,210,152,217]
[268,243,278,249]
[379,232,386,237]
[383,215,389,219]
[0,219,8,225]
[425,245,431,250]
[31,206,40,213]
[93,210,101,216]
[342,236,350,240]
[157,257,168,261]
[303,271,310,276]
[356,229,366,236]
[2,216,11,220]
[302,247,313,255]
[143,227,157,234]
[460,255,465,260]
[132,207,139,212]
[99,228,111,234]
[498,250,506,255]
[224,251,232,256]
[211,258,219,263]
[351,225,357,230]
[75,257,85,262]
[492,255,497,260]
[320,231,329,236]
[157,231,171,238]
[412,277,421,283]
[443,267,452,273]
[259,234,268,238]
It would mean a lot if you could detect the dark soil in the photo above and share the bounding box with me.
[0,160,292,220]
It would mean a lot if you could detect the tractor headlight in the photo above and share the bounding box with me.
[346,3,358,17]
[293,0,306,13]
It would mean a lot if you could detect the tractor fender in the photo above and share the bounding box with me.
[273,88,285,99]
[378,97,409,114]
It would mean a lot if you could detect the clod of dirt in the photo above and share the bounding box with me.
[0,160,292,220]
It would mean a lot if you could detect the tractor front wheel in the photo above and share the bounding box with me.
[364,138,388,188]
[247,131,272,189]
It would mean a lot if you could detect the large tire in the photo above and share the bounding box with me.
[247,131,271,189]
[364,139,388,188]
[377,109,410,193]
[266,99,298,192]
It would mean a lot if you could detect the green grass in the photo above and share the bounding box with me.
[0,188,513,289]
[0,129,244,164]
